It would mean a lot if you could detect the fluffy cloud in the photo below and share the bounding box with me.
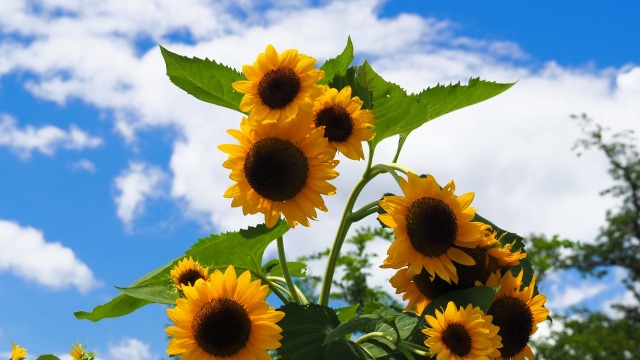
[0,114,102,159]
[108,338,153,360]
[0,220,99,292]
[114,161,167,228]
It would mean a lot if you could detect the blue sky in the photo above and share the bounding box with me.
[1,0,639,358]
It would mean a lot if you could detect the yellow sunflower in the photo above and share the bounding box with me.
[423,302,502,360]
[390,267,461,316]
[171,256,210,290]
[311,85,375,160]
[70,343,95,360]
[232,44,324,122]
[479,225,527,268]
[486,270,549,360]
[219,115,339,228]
[166,265,285,360]
[10,341,26,360]
[379,172,484,283]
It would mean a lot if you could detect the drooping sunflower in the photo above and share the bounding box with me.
[10,341,27,360]
[219,115,339,228]
[311,85,375,160]
[170,256,210,290]
[479,225,527,268]
[379,172,484,283]
[232,44,324,122]
[166,265,285,360]
[486,270,549,360]
[423,302,502,360]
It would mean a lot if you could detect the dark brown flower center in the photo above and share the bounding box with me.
[413,269,459,305]
[178,269,205,287]
[244,137,309,202]
[314,104,354,142]
[258,66,301,110]
[456,247,498,287]
[192,297,252,357]
[405,197,458,257]
[488,296,534,358]
[442,322,472,357]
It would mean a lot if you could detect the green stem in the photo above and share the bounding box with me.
[392,134,407,163]
[400,341,431,357]
[277,236,302,304]
[350,200,380,222]
[251,270,289,304]
[353,331,396,344]
[319,144,377,306]
[267,276,309,305]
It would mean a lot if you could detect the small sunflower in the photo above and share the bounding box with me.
[423,302,502,360]
[379,172,484,283]
[171,256,210,290]
[70,343,95,360]
[311,85,375,160]
[10,341,27,360]
[390,267,460,316]
[219,115,339,228]
[166,265,285,360]
[479,225,527,268]
[486,270,549,360]
[232,44,324,122]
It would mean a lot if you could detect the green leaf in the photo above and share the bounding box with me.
[116,285,179,305]
[324,314,383,344]
[270,261,307,278]
[76,221,289,321]
[36,355,61,360]
[159,45,245,112]
[336,304,360,324]
[277,303,373,360]
[358,309,419,359]
[74,294,151,322]
[415,77,515,123]
[319,36,354,85]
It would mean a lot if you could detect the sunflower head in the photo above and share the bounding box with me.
[70,343,95,360]
[10,342,27,360]
[479,225,527,268]
[390,267,462,316]
[487,270,549,360]
[423,302,502,360]
[170,256,210,290]
[312,85,375,160]
[379,172,484,283]
[232,44,324,122]
[219,115,339,228]
[166,265,285,359]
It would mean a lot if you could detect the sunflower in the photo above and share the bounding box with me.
[232,44,324,122]
[70,343,95,360]
[166,265,285,360]
[311,85,375,160]
[390,267,460,316]
[10,341,26,360]
[219,115,339,228]
[486,270,549,360]
[379,172,484,283]
[423,302,502,360]
[479,225,527,268]
[171,256,210,290]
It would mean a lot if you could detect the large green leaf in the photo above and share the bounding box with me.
[415,78,515,123]
[36,355,61,360]
[319,36,354,85]
[160,45,245,112]
[75,221,290,321]
[277,303,373,360]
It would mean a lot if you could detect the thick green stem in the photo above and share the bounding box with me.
[267,276,309,305]
[354,331,396,344]
[350,200,380,222]
[277,236,302,304]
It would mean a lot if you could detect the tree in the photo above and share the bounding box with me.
[529,114,640,358]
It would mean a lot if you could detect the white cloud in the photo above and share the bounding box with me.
[114,161,167,228]
[544,270,611,311]
[70,159,97,172]
[0,114,102,159]
[0,219,99,292]
[108,338,153,360]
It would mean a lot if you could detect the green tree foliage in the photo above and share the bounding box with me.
[529,114,640,359]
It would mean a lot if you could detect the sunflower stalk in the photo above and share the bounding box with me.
[251,271,290,304]
[277,236,303,304]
